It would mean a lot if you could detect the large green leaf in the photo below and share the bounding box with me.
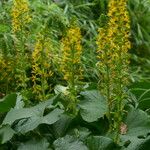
[137,136,150,150]
[86,136,115,150]
[18,138,50,150]
[14,116,42,133]
[2,96,64,133]
[79,90,108,122]
[15,108,64,133]
[2,96,55,125]
[121,136,150,150]
[42,108,64,124]
[121,107,150,149]
[76,127,91,141]
[125,107,150,137]
[53,135,88,150]
[52,114,73,138]
[0,93,17,113]
[0,125,15,144]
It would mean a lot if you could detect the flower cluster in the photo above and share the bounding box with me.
[61,25,83,86]
[11,0,31,32]
[32,34,53,100]
[96,0,131,139]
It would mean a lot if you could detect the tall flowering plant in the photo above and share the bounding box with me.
[60,24,83,114]
[11,0,31,98]
[97,0,131,142]
[32,33,53,101]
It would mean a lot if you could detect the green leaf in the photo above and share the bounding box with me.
[53,115,73,138]
[53,135,88,150]
[2,107,42,126]
[48,3,69,25]
[125,107,150,137]
[0,93,17,113]
[2,96,55,125]
[42,108,64,124]
[120,136,150,150]
[18,138,49,150]
[86,136,115,150]
[15,108,64,133]
[0,24,10,33]
[0,125,15,144]
[121,107,150,149]
[14,116,42,133]
[129,82,150,110]
[77,127,91,141]
[2,96,64,133]
[79,90,108,122]
[137,136,150,150]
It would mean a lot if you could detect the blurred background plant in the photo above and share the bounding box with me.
[128,0,150,82]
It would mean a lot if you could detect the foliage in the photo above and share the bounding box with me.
[0,0,150,149]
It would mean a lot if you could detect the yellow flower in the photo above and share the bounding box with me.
[60,25,83,85]
[32,34,53,101]
[11,0,31,32]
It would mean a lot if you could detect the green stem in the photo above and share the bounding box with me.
[104,47,112,131]
[69,44,77,114]
[41,38,46,100]
[115,38,124,143]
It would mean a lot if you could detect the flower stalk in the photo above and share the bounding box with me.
[97,0,131,142]
[32,33,53,101]
[60,24,83,114]
[11,0,31,99]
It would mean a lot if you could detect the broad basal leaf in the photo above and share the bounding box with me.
[79,90,108,122]
[18,138,49,150]
[86,136,115,150]
[124,107,150,137]
[52,115,73,138]
[121,136,146,150]
[121,107,150,150]
[2,96,55,125]
[42,108,64,124]
[2,96,64,133]
[53,135,88,150]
